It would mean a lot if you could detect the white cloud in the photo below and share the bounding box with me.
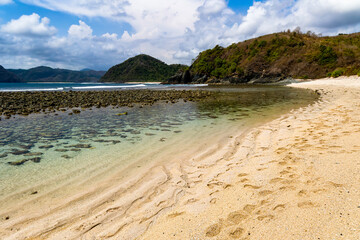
[0,0,12,5]
[0,13,57,37]
[19,0,128,18]
[2,0,360,70]
[68,20,93,39]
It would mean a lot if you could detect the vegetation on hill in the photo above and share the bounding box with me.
[183,31,360,83]
[8,66,105,82]
[0,65,22,83]
[100,54,187,82]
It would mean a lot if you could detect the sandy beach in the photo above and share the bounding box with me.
[1,76,360,239]
[142,76,360,239]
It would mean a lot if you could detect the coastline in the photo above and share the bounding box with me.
[1,76,360,239]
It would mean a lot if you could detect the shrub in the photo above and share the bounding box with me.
[258,40,267,48]
[316,45,338,65]
[330,68,345,78]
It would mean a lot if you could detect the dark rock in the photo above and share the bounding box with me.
[54,149,68,152]
[165,70,192,84]
[30,157,41,163]
[68,144,92,148]
[0,89,215,118]
[19,144,34,150]
[11,149,30,155]
[39,145,54,149]
[0,153,8,158]
[145,133,156,136]
[8,159,28,166]
[24,152,43,156]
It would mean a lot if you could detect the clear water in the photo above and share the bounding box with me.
[0,86,318,210]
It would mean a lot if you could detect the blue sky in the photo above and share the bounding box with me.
[0,0,360,70]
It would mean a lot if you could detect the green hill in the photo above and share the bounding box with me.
[100,54,187,82]
[169,31,360,84]
[8,66,105,82]
[0,65,22,83]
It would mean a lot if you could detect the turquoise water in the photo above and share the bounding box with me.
[0,86,318,211]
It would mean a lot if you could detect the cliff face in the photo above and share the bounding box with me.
[100,54,186,82]
[168,32,360,84]
[0,65,22,83]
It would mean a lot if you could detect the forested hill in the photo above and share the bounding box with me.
[8,66,105,82]
[168,31,360,84]
[100,54,187,82]
[0,65,22,83]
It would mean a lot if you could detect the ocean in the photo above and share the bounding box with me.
[0,82,207,92]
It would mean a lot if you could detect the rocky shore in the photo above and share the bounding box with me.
[0,89,214,119]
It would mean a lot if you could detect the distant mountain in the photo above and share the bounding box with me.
[100,54,187,82]
[0,65,22,83]
[168,31,360,84]
[8,66,105,82]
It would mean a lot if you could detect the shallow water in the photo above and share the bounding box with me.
[0,86,317,209]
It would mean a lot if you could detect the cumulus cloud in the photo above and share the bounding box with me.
[0,13,57,37]
[0,0,12,5]
[2,0,360,70]
[68,20,93,39]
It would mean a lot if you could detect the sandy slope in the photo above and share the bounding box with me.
[1,76,360,239]
[142,76,360,239]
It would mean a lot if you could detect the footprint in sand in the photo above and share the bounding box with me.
[312,188,327,194]
[270,177,283,184]
[298,189,308,197]
[257,167,267,171]
[257,215,274,221]
[273,204,286,211]
[258,190,273,196]
[243,184,261,189]
[227,211,248,225]
[279,185,296,191]
[229,227,245,239]
[167,212,184,218]
[326,181,344,188]
[243,204,257,213]
[238,173,248,177]
[205,221,222,237]
[297,201,318,208]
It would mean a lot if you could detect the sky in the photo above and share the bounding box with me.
[0,0,360,70]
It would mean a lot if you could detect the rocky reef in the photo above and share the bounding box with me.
[0,89,214,119]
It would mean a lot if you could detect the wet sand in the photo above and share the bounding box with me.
[2,77,360,239]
